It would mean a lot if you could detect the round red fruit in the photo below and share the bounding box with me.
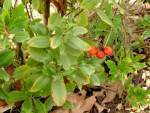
[88,46,98,56]
[103,46,113,56]
[5,65,15,75]
[96,50,105,59]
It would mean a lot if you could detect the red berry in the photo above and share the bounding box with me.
[96,50,105,59]
[88,46,98,56]
[15,81,21,91]
[5,65,15,75]
[103,46,113,56]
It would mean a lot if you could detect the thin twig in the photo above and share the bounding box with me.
[74,9,84,17]
[29,1,33,20]
[44,0,50,26]
[13,0,18,8]
[25,4,31,22]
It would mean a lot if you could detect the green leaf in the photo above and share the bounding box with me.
[0,68,9,81]
[0,35,10,49]
[10,4,27,30]
[143,29,150,39]
[80,64,95,76]
[90,74,101,85]
[0,88,8,100]
[66,36,89,51]
[48,13,63,30]
[59,46,77,68]
[51,77,67,106]
[28,36,49,48]
[77,11,88,27]
[0,49,15,67]
[28,47,50,62]
[50,35,62,49]
[105,60,117,75]
[3,0,12,11]
[32,0,44,13]
[81,0,99,10]
[96,9,113,27]
[13,65,38,80]
[21,98,33,113]
[13,30,30,43]
[44,97,53,112]
[30,76,50,92]
[71,26,88,35]
[8,91,26,102]
[34,99,46,113]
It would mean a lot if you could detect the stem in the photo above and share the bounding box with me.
[25,4,31,22]
[29,1,33,20]
[13,0,18,8]
[74,9,84,17]
[44,0,50,27]
[16,43,24,65]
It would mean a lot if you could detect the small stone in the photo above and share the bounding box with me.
[142,73,146,80]
[143,87,147,90]
[116,103,123,110]
[146,79,150,87]
[145,71,150,77]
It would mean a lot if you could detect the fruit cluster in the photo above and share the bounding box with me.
[88,46,113,59]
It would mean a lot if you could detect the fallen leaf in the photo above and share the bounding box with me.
[71,96,96,113]
[95,102,105,113]
[67,90,86,106]
[102,90,116,104]
[50,108,69,113]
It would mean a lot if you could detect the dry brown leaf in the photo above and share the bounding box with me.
[50,108,69,113]
[0,106,11,113]
[93,89,105,97]
[67,90,86,106]
[102,90,116,104]
[71,96,96,113]
[95,102,105,113]
[101,81,123,98]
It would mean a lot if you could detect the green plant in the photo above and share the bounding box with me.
[0,0,149,112]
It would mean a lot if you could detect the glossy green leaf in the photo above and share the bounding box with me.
[50,35,62,49]
[44,97,53,112]
[0,68,9,81]
[28,36,49,48]
[0,88,8,100]
[96,9,113,27]
[13,30,30,43]
[71,26,88,35]
[30,76,50,92]
[0,49,15,67]
[21,98,33,113]
[77,11,88,27]
[66,36,89,51]
[28,47,50,62]
[51,77,67,106]
[59,46,77,68]
[34,99,46,113]
[105,60,117,75]
[8,91,26,102]
[32,0,44,13]
[81,0,99,10]
[3,0,12,11]
[13,65,39,80]
[80,64,95,76]
[48,13,63,30]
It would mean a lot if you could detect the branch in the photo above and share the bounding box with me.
[74,9,84,17]
[44,0,50,26]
